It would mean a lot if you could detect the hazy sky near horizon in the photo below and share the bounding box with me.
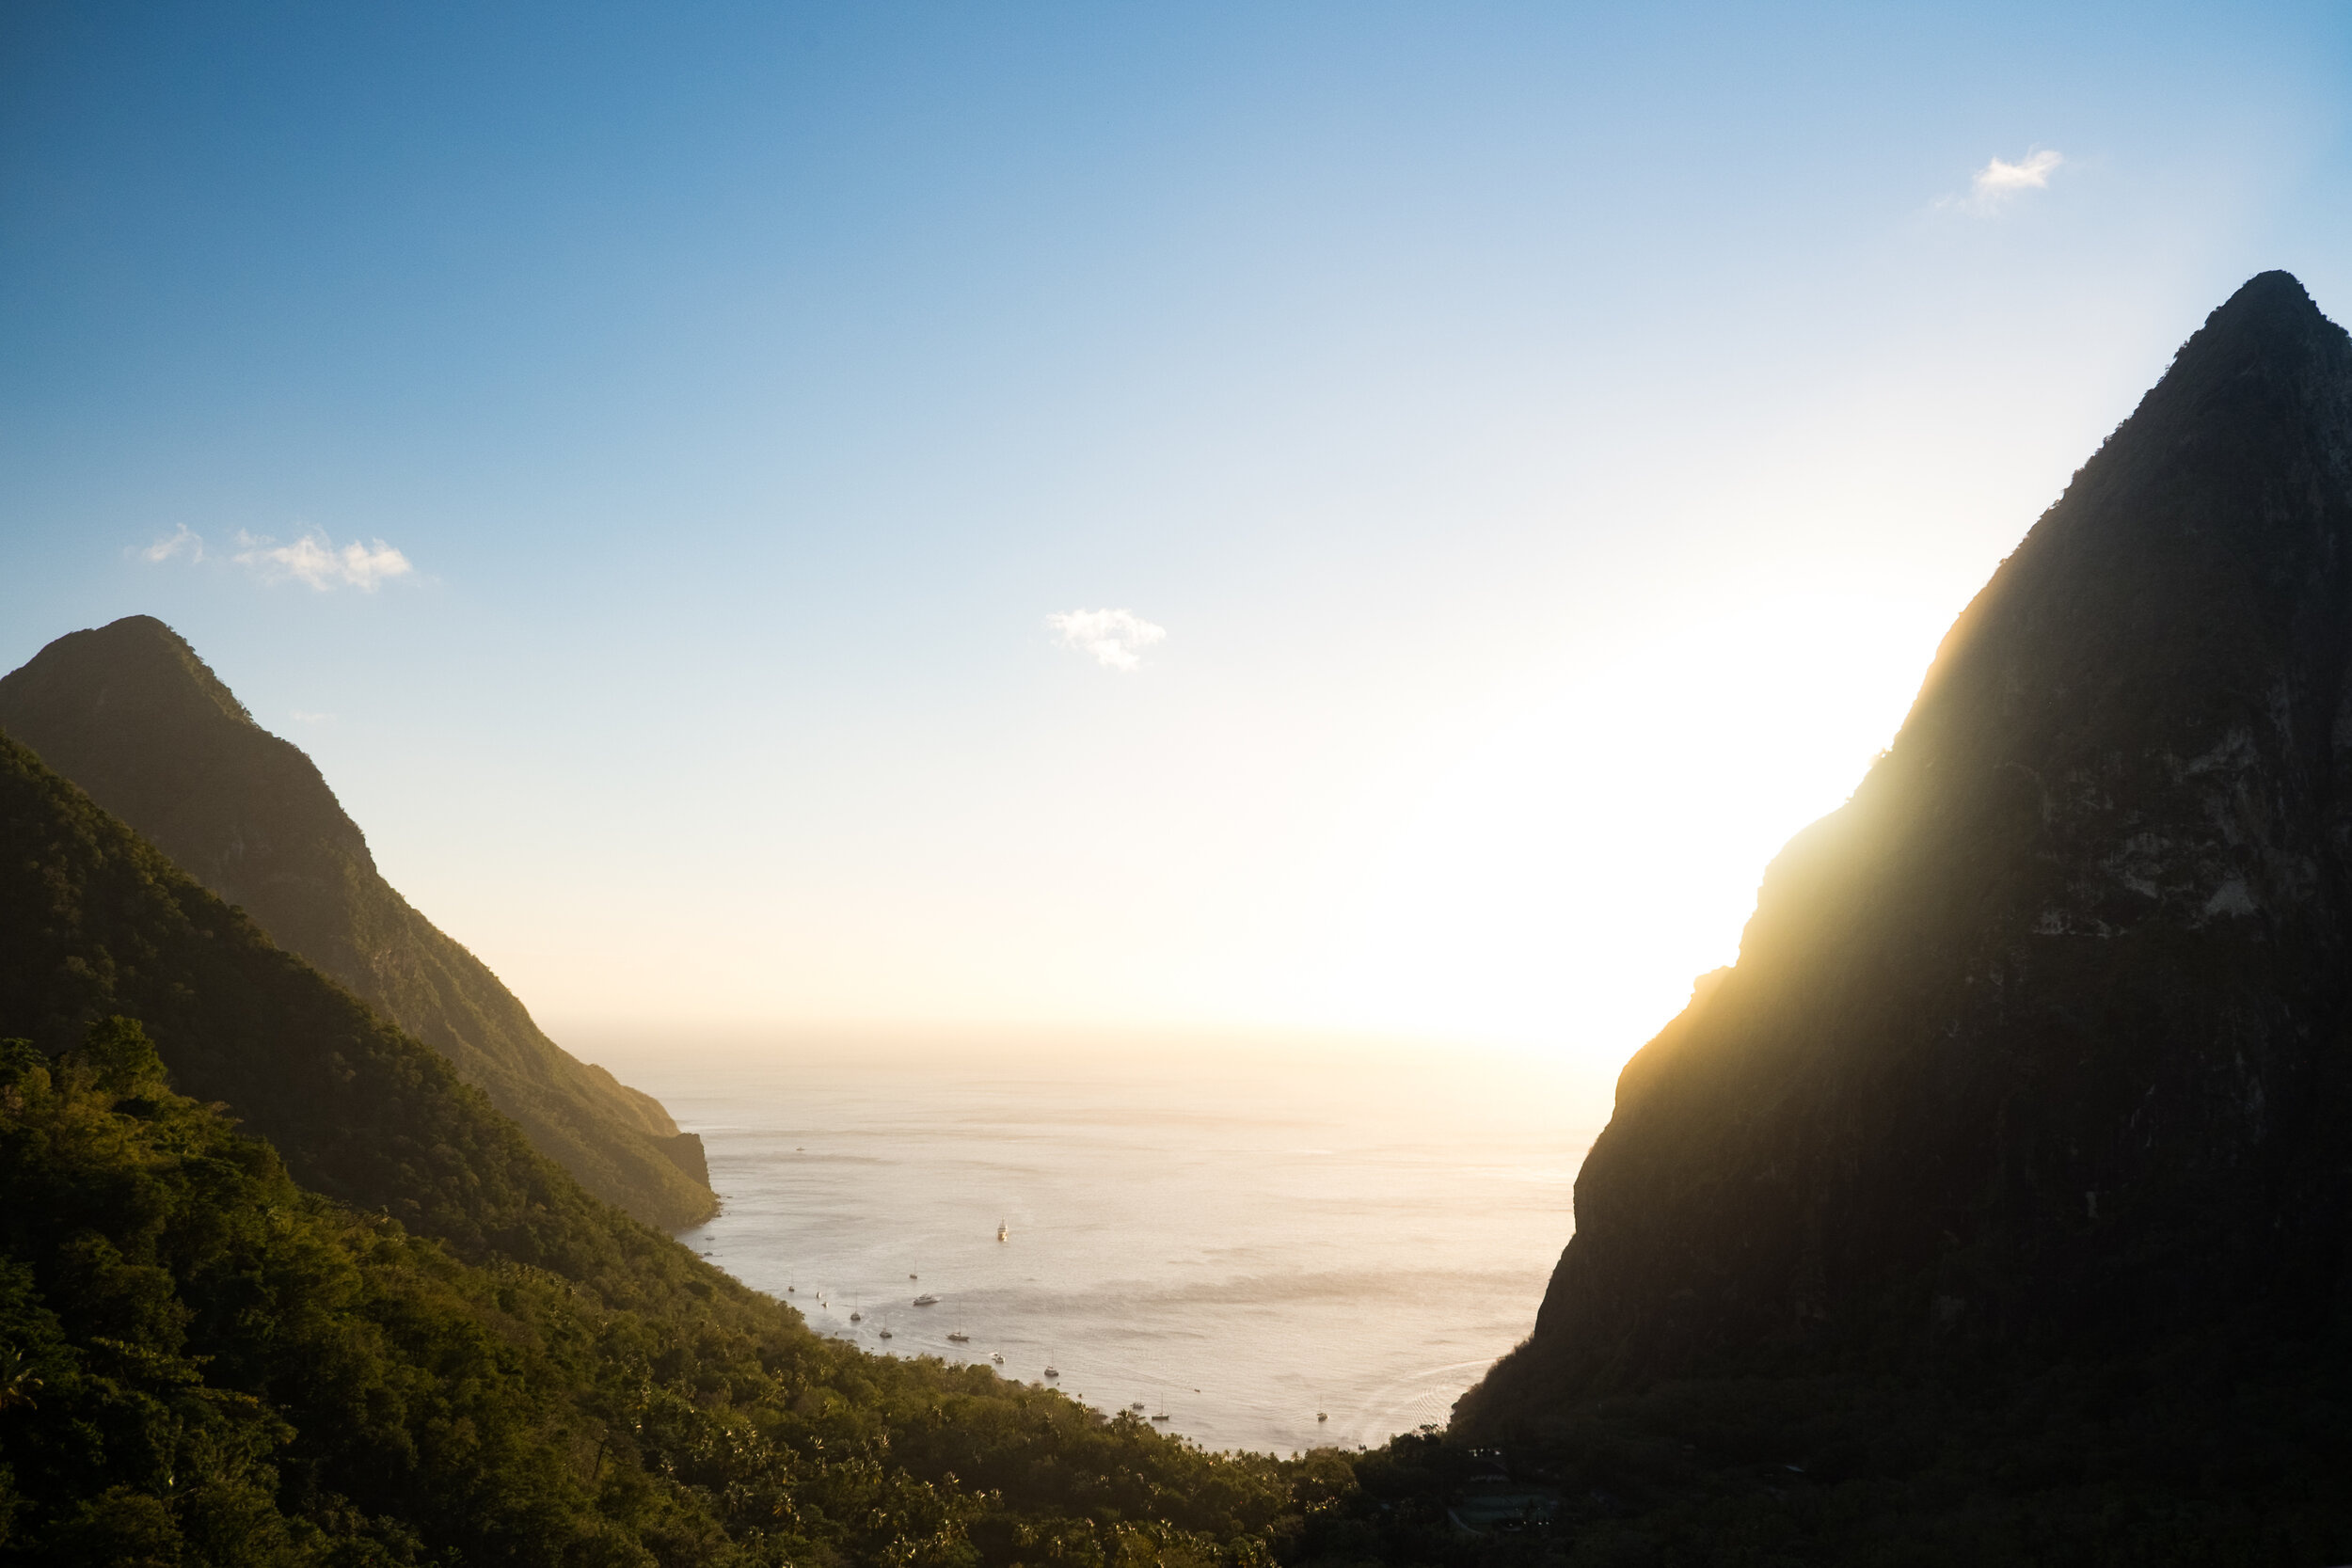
[5,3,2351,1074]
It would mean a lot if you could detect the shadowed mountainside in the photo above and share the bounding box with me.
[1458,270,2352,1438]
[0,618,714,1228]
[0,726,684,1286]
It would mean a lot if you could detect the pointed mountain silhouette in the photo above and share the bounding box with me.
[0,617,715,1227]
[1459,271,2352,1437]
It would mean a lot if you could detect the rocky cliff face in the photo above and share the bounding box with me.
[0,618,716,1228]
[1457,271,2352,1438]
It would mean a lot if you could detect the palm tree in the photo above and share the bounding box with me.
[0,1346,41,1411]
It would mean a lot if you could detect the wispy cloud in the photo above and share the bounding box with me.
[233,530,414,591]
[1947,149,2063,214]
[140,524,205,563]
[1047,608,1167,672]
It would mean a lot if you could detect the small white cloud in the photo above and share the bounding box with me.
[232,529,414,592]
[1975,148,2063,198]
[1047,608,1167,672]
[1949,149,2063,214]
[140,524,204,563]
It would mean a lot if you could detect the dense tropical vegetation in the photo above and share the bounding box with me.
[0,1016,1347,1564]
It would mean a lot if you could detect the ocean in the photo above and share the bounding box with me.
[599,1042,1599,1457]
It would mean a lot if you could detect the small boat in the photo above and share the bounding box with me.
[1152,1412,1170,1422]
[1043,1366,1059,1378]
[991,1353,1004,1364]
[996,1222,1009,1242]
[946,1330,970,1343]
[909,1273,918,1280]
[1130,1402,1146,1412]
[849,1310,862,1323]
[879,1325,893,1339]
[913,1293,939,1307]
[1317,1413,1328,1422]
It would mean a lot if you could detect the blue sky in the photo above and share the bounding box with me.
[5,3,2349,1075]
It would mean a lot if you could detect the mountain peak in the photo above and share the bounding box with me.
[2210,266,2325,328]
[5,614,255,732]
[2159,267,2348,394]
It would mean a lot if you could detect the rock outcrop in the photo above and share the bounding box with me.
[1458,271,2352,1436]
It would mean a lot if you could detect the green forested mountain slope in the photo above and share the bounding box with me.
[0,732,1329,1564]
[0,1020,1324,1565]
[0,724,696,1296]
[0,618,713,1228]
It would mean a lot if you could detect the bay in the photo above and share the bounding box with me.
[597,1042,1598,1457]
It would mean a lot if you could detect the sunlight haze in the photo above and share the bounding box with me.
[6,2,2349,1092]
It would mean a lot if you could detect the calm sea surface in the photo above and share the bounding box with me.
[604,1046,1598,1457]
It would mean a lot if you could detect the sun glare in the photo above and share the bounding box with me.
[1309,587,1947,1071]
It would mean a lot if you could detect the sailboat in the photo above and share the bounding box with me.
[946,1326,970,1343]
[913,1291,940,1307]
[996,1221,1009,1242]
